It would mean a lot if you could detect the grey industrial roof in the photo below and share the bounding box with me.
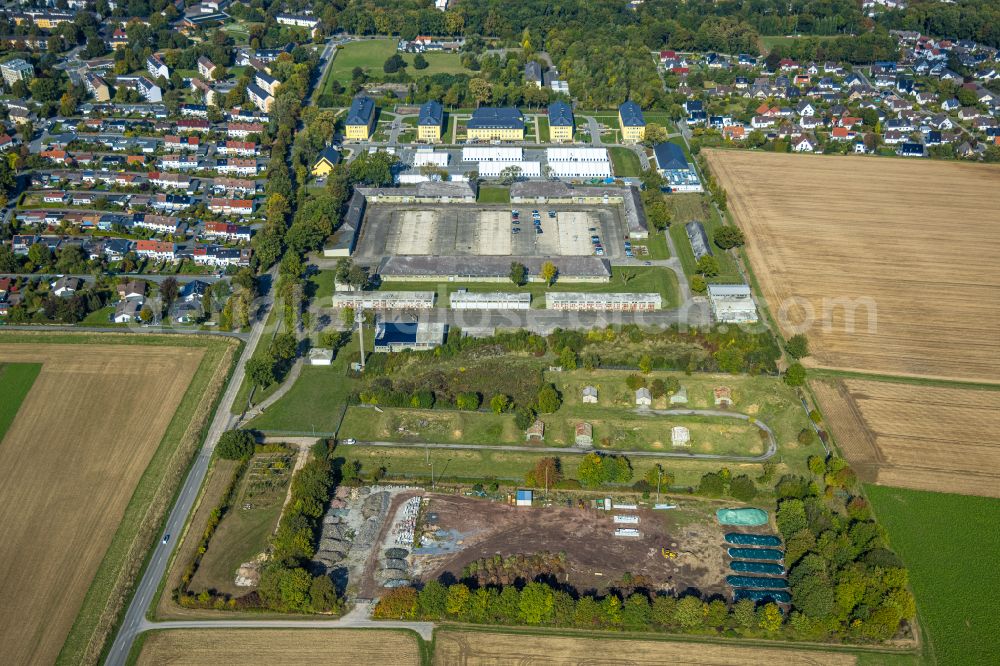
[685,221,713,260]
[467,106,524,130]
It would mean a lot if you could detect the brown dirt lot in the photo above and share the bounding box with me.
[414,495,728,597]
[0,344,203,666]
[812,378,1000,497]
[137,628,420,665]
[704,150,1000,384]
[435,629,857,665]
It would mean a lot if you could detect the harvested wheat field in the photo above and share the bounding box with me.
[435,630,857,665]
[0,344,203,666]
[137,629,420,665]
[812,378,1000,497]
[704,150,1000,384]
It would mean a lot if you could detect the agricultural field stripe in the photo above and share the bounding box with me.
[0,363,41,442]
[866,485,1000,666]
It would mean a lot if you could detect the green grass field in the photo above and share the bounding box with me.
[190,452,293,595]
[477,186,511,204]
[629,230,670,260]
[608,147,642,177]
[866,486,1000,666]
[0,363,41,442]
[329,39,470,83]
[667,194,743,283]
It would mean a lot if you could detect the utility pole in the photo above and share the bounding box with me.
[355,308,366,370]
[656,467,662,503]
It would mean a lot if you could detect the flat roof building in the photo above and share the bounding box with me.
[707,283,758,323]
[546,292,661,311]
[477,160,541,179]
[373,320,447,352]
[1,59,34,87]
[450,290,531,309]
[653,142,702,192]
[333,290,436,309]
[462,146,522,162]
[546,147,611,178]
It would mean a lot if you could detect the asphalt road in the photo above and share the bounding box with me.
[104,271,277,666]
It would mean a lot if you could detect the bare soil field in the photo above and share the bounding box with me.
[137,628,420,665]
[812,378,1000,497]
[704,151,1000,384]
[0,343,203,666]
[435,629,857,665]
[412,495,728,597]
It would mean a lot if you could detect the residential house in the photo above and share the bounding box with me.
[311,146,342,177]
[135,239,177,261]
[197,56,216,79]
[524,61,543,87]
[51,276,82,297]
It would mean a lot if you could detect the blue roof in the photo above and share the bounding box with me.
[375,322,417,345]
[653,142,689,171]
[619,100,645,126]
[547,101,573,127]
[467,107,524,130]
[346,96,375,126]
[418,100,443,126]
[316,145,341,166]
[516,489,532,500]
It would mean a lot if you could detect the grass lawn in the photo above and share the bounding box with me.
[477,186,511,204]
[629,230,670,260]
[377,266,679,310]
[608,147,642,177]
[667,194,743,283]
[307,269,336,305]
[330,39,469,83]
[249,332,366,434]
[190,451,294,596]
[537,116,550,143]
[81,305,116,326]
[866,486,1000,666]
[0,363,41,442]
[231,307,283,414]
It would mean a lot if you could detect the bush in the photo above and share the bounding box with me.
[625,373,646,390]
[729,475,757,502]
[785,334,809,359]
[784,363,806,386]
[536,384,562,413]
[217,429,256,459]
[797,428,817,445]
[456,392,481,410]
[514,406,537,430]
[714,225,745,249]
[690,275,707,294]
[697,472,725,497]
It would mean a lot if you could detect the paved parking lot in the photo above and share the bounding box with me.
[354,203,627,260]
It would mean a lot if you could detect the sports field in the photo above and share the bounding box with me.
[136,628,420,665]
[704,151,1000,384]
[811,379,1000,497]
[434,629,857,665]
[867,486,1000,666]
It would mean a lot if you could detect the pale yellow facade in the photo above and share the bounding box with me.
[549,124,574,142]
[418,124,442,142]
[619,111,646,143]
[467,126,524,141]
[345,122,373,141]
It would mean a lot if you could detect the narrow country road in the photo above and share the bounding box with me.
[105,270,278,666]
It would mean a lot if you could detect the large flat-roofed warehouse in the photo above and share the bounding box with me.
[450,290,532,309]
[546,292,661,311]
[545,147,611,178]
[378,256,612,283]
[478,161,542,178]
[412,148,449,167]
[707,283,758,323]
[373,319,448,352]
[332,291,436,309]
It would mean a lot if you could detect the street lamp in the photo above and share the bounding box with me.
[355,308,366,370]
